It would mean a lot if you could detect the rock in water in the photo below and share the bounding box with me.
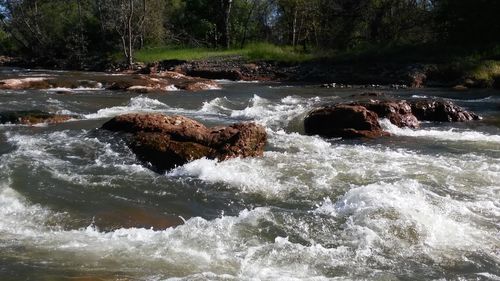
[304,99,481,139]
[102,114,266,172]
[131,132,216,173]
[410,100,481,122]
[0,77,51,90]
[351,100,420,128]
[304,105,388,138]
[0,110,75,125]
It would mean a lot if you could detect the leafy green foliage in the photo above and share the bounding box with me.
[1,0,499,68]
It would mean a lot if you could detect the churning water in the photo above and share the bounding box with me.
[0,68,499,280]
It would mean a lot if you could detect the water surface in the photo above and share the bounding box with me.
[1,68,499,280]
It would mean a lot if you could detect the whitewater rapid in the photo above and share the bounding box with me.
[0,87,499,280]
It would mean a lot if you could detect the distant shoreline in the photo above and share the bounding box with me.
[2,55,499,90]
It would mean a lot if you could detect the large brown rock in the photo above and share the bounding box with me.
[0,110,75,125]
[102,114,266,172]
[131,132,216,172]
[102,114,208,143]
[410,100,481,122]
[352,100,420,128]
[207,122,268,160]
[304,105,388,138]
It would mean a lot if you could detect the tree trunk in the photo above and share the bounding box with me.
[220,0,232,49]
[95,0,106,39]
[76,0,85,63]
[240,0,256,48]
[139,0,146,49]
[292,7,298,47]
[127,0,134,66]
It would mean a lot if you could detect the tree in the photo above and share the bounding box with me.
[435,0,500,46]
[219,0,233,48]
[100,0,165,66]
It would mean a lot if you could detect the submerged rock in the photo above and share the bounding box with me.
[0,110,75,125]
[410,100,481,122]
[304,105,388,138]
[102,113,266,172]
[94,206,184,231]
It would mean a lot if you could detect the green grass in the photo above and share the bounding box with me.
[244,43,314,62]
[468,60,500,81]
[134,47,242,62]
[134,43,314,63]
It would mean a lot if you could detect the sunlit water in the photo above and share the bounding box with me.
[0,68,499,280]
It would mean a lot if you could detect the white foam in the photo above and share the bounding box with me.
[84,96,172,119]
[227,95,320,129]
[0,184,55,236]
[199,97,234,116]
[0,195,368,281]
[381,119,500,143]
[3,130,150,187]
[313,179,499,262]
[1,91,499,279]
[47,86,104,92]
[164,84,180,91]
[169,126,500,206]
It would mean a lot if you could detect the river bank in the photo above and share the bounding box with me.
[144,56,500,89]
[3,54,500,90]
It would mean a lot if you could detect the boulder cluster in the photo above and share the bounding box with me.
[0,110,76,125]
[304,99,481,138]
[102,113,267,172]
[0,72,219,93]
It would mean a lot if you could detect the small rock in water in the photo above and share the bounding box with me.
[410,100,481,122]
[452,85,468,91]
[0,77,50,90]
[101,113,267,172]
[0,110,76,125]
[304,105,389,138]
[321,83,336,88]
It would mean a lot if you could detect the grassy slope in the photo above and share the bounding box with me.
[135,43,314,63]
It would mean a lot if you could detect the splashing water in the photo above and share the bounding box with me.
[0,75,499,280]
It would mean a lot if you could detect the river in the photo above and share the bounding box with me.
[0,68,499,281]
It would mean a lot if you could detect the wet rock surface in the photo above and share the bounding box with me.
[0,110,76,125]
[410,100,482,122]
[305,99,481,138]
[0,72,219,92]
[304,105,388,138]
[351,100,420,128]
[102,114,267,172]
